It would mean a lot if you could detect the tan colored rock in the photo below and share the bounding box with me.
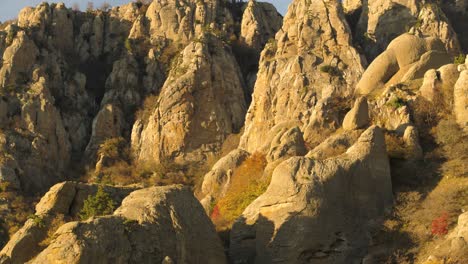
[369,86,414,132]
[356,0,460,60]
[230,126,392,264]
[85,104,124,159]
[30,185,227,264]
[454,70,468,130]
[306,129,362,160]
[411,4,461,57]
[240,0,365,153]
[343,97,370,130]
[240,0,283,50]
[356,34,448,95]
[420,64,459,102]
[403,125,423,160]
[145,0,233,45]
[0,182,135,264]
[133,36,246,165]
[0,31,38,87]
[343,0,363,14]
[266,126,307,162]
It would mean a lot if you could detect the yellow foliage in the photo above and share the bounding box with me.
[212,152,268,230]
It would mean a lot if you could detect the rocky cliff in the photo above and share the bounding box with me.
[1,0,468,264]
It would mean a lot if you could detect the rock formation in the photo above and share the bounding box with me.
[356,34,451,95]
[342,97,370,130]
[239,0,365,153]
[241,0,283,51]
[230,126,393,264]
[355,0,460,61]
[0,182,135,264]
[132,35,247,165]
[454,67,468,130]
[28,185,226,264]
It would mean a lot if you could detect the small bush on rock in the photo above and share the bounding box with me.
[79,186,115,220]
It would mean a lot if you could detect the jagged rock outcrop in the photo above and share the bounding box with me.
[0,31,38,87]
[369,86,414,132]
[0,182,135,264]
[28,185,227,264]
[132,35,246,165]
[240,0,283,51]
[454,67,468,130]
[266,126,307,163]
[343,0,363,14]
[239,0,365,153]
[145,0,233,45]
[342,97,370,130]
[200,148,250,210]
[306,129,362,160]
[0,77,72,192]
[85,104,124,159]
[356,0,460,61]
[356,34,450,95]
[419,63,459,102]
[230,126,393,264]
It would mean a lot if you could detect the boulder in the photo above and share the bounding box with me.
[356,34,449,95]
[0,182,135,264]
[266,126,307,162]
[30,185,227,264]
[230,126,393,263]
[342,97,370,130]
[306,129,362,160]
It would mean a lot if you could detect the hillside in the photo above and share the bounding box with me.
[0,0,467,263]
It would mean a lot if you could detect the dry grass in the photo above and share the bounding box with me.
[211,152,268,230]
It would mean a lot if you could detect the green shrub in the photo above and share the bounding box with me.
[79,186,115,220]
[319,65,340,76]
[28,215,45,228]
[98,137,128,161]
[124,38,133,53]
[454,54,466,65]
[386,97,406,109]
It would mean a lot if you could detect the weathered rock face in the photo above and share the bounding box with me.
[230,126,393,264]
[0,182,135,264]
[239,0,365,153]
[200,149,250,210]
[28,185,227,264]
[145,0,232,45]
[369,86,414,133]
[356,34,450,95]
[419,64,459,102]
[85,104,124,159]
[241,0,283,51]
[454,69,468,130]
[0,31,38,88]
[342,97,370,131]
[132,35,247,165]
[355,0,460,61]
